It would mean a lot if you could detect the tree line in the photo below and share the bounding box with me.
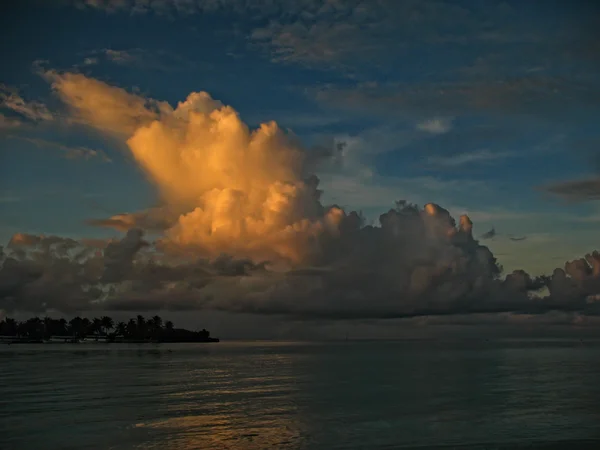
[0,315,213,341]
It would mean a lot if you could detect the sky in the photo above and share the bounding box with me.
[1,0,600,338]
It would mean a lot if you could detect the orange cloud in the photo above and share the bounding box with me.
[46,71,168,136]
[49,71,344,263]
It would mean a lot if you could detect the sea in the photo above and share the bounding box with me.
[1,339,599,450]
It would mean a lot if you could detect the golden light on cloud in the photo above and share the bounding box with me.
[47,71,166,136]
[49,71,344,263]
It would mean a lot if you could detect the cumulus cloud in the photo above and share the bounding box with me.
[48,71,340,263]
[44,70,170,136]
[2,71,599,321]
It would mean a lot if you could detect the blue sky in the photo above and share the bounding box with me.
[1,0,599,277]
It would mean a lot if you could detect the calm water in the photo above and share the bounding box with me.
[1,339,600,449]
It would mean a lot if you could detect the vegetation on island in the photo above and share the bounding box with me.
[0,315,218,343]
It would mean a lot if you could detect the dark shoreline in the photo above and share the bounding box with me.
[2,338,220,344]
[1,315,218,345]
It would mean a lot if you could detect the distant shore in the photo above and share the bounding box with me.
[0,315,219,344]
[1,336,220,344]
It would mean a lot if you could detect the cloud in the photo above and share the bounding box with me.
[426,149,515,167]
[10,136,112,161]
[2,71,599,322]
[48,71,339,263]
[478,227,527,243]
[85,48,198,71]
[0,84,53,124]
[543,178,600,202]
[44,70,171,136]
[509,236,527,241]
[82,57,98,66]
[3,221,600,320]
[313,76,600,119]
[480,227,496,240]
[102,49,138,64]
[542,140,600,202]
[244,1,537,69]
[416,118,453,134]
[86,206,178,232]
[61,1,546,71]
[0,114,22,129]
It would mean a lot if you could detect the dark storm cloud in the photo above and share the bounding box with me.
[2,204,599,321]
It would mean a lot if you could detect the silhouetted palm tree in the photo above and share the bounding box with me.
[69,317,83,337]
[152,315,163,330]
[82,318,91,337]
[115,321,126,336]
[91,318,102,336]
[43,316,53,336]
[16,321,27,337]
[136,315,146,338]
[58,318,68,335]
[24,317,43,338]
[0,317,17,336]
[3,315,214,343]
[126,319,136,337]
[101,316,114,335]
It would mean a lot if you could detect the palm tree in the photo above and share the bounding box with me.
[165,320,174,332]
[16,321,27,337]
[91,318,102,336]
[115,321,126,336]
[152,315,163,330]
[25,317,43,338]
[136,315,146,338]
[81,318,91,337]
[43,316,53,336]
[58,318,68,335]
[126,319,137,337]
[69,317,83,337]
[1,317,17,336]
[101,316,114,335]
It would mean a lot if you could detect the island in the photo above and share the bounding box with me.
[0,315,219,344]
